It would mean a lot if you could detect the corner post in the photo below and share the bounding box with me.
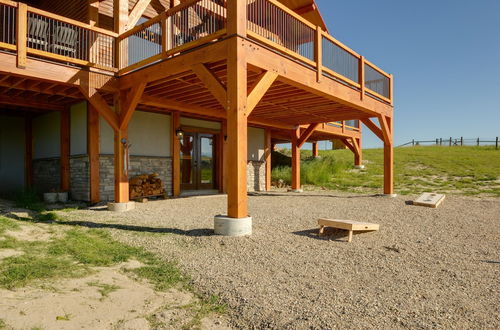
[88,103,100,203]
[60,109,70,193]
[214,0,252,236]
[383,116,394,195]
[315,26,322,82]
[264,128,272,191]
[291,126,301,192]
[17,2,27,68]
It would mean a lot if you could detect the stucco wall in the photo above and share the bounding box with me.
[100,111,171,156]
[180,117,221,130]
[248,127,265,161]
[70,102,87,155]
[0,116,26,194]
[33,112,60,159]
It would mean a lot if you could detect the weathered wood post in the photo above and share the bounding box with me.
[439,138,442,145]
[291,127,301,192]
[460,136,463,146]
[496,137,499,150]
[477,138,480,146]
[449,137,452,146]
[412,139,415,146]
[435,138,438,145]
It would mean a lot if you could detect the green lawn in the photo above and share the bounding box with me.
[272,146,500,196]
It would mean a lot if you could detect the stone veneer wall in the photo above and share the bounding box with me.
[33,158,60,193]
[247,160,266,192]
[99,155,173,201]
[70,155,90,201]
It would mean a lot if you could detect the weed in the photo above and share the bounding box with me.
[87,281,121,300]
[0,216,20,234]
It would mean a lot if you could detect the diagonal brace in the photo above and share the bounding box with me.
[297,123,320,148]
[119,82,147,129]
[247,71,278,116]
[191,63,227,108]
[79,85,119,131]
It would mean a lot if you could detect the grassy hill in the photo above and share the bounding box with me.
[272,146,500,197]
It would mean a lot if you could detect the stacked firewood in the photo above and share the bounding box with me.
[129,173,165,199]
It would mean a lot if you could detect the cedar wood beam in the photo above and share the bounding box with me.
[119,82,146,129]
[297,123,320,148]
[79,86,120,131]
[378,115,392,144]
[247,71,278,115]
[191,63,227,108]
[127,0,152,30]
[361,118,384,141]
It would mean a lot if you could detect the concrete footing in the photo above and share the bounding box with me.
[354,165,365,169]
[287,189,304,193]
[107,201,136,212]
[214,215,252,236]
[383,194,398,198]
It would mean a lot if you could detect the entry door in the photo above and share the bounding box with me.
[180,132,216,191]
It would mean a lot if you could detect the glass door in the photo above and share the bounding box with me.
[180,132,216,191]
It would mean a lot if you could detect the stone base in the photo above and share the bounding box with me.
[214,215,252,236]
[107,201,136,212]
[354,165,365,169]
[287,189,304,193]
[383,193,398,198]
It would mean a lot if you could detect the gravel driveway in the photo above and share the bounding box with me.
[65,191,500,329]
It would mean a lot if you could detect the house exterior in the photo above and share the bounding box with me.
[0,0,394,234]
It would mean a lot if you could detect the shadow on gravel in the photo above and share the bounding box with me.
[248,192,380,199]
[292,228,351,242]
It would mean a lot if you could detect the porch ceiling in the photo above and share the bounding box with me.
[139,60,369,126]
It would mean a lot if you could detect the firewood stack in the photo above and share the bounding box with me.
[129,173,165,199]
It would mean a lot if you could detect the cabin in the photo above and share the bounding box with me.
[0,0,394,234]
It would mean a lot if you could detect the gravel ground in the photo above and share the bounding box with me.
[64,191,499,329]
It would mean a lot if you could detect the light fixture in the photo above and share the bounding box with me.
[176,128,184,140]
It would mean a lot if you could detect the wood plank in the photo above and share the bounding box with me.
[171,111,181,197]
[60,109,70,192]
[413,193,445,208]
[191,63,227,108]
[27,48,117,72]
[87,103,100,203]
[318,219,380,232]
[247,71,278,115]
[16,2,27,68]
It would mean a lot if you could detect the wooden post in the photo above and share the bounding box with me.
[383,116,394,195]
[291,127,301,191]
[412,139,415,146]
[460,136,463,146]
[17,2,27,68]
[449,137,452,146]
[312,141,319,158]
[477,137,480,146]
[315,26,322,82]
[88,103,100,203]
[171,112,181,197]
[114,0,129,69]
[114,128,129,203]
[264,128,272,191]
[25,116,33,188]
[496,137,498,150]
[359,56,365,100]
[354,137,362,166]
[226,0,248,218]
[435,138,438,145]
[439,138,442,145]
[89,0,99,27]
[60,110,70,192]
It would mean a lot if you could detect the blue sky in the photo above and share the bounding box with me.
[313,0,500,148]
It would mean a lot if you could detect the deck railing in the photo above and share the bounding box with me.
[118,0,227,73]
[326,120,360,132]
[0,0,392,106]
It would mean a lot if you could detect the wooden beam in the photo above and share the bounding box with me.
[341,138,355,153]
[171,112,181,196]
[382,115,393,194]
[89,0,99,26]
[291,126,301,190]
[119,82,146,129]
[226,0,248,218]
[295,3,316,15]
[25,116,33,187]
[353,137,362,166]
[297,123,320,148]
[191,63,227,108]
[16,2,27,68]
[312,142,319,158]
[264,128,271,191]
[79,86,120,131]
[315,26,322,82]
[378,115,392,145]
[247,71,278,115]
[88,103,100,203]
[114,128,129,202]
[114,0,129,34]
[0,95,65,111]
[60,109,71,192]
[127,0,152,30]
[361,118,384,141]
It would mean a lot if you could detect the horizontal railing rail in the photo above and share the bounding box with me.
[326,120,361,132]
[118,0,227,73]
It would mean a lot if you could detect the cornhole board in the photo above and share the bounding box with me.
[318,219,379,243]
[413,193,445,208]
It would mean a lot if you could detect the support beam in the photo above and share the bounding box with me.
[60,109,70,192]
[361,118,384,141]
[291,126,301,191]
[114,128,129,203]
[226,0,248,219]
[88,103,100,203]
[119,82,146,129]
[297,123,320,148]
[353,137,362,166]
[88,0,100,26]
[79,86,120,131]
[191,63,227,108]
[127,0,152,30]
[171,112,181,197]
[114,0,129,33]
[264,128,272,191]
[25,116,33,188]
[381,115,394,195]
[312,142,319,158]
[247,71,278,115]
[378,115,392,145]
[17,3,27,68]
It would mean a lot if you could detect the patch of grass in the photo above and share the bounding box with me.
[55,314,71,321]
[0,216,20,234]
[129,262,185,291]
[0,319,6,329]
[87,281,120,300]
[272,146,500,196]
[180,295,227,329]
[14,189,45,212]
[0,254,87,289]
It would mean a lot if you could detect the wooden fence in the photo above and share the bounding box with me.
[398,137,499,149]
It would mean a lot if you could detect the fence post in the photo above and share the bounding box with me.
[460,137,463,146]
[412,139,415,146]
[439,138,442,145]
[477,138,480,146]
[449,137,452,146]
[496,137,499,150]
[435,138,438,145]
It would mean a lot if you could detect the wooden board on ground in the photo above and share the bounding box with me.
[318,218,380,243]
[413,193,445,208]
